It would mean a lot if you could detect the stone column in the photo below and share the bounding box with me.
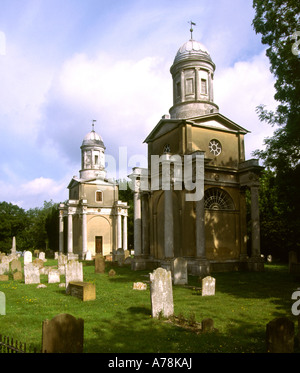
[67,210,73,254]
[164,188,174,259]
[250,185,261,257]
[195,196,205,259]
[134,191,142,256]
[59,210,64,253]
[82,209,87,257]
[117,213,122,249]
[123,215,128,251]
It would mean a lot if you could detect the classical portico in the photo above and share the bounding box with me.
[59,126,128,259]
[129,32,264,274]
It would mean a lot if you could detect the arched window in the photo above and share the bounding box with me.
[204,188,235,211]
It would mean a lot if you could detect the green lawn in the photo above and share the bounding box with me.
[0,260,299,353]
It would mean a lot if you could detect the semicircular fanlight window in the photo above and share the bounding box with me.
[204,188,235,211]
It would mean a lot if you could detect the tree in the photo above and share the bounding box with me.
[0,202,28,252]
[252,0,300,258]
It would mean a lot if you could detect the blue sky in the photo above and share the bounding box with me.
[0,0,278,210]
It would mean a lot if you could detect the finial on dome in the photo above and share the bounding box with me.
[189,21,196,40]
[92,119,96,132]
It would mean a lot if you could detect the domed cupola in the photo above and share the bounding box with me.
[79,122,106,180]
[169,28,219,119]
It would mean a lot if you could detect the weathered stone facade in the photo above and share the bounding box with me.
[59,128,128,259]
[129,36,263,274]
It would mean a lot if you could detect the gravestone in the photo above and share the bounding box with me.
[10,259,22,273]
[201,276,216,296]
[202,318,214,333]
[150,267,174,318]
[11,236,16,254]
[266,317,294,353]
[39,252,46,261]
[33,258,44,269]
[24,263,40,284]
[85,250,92,260]
[172,257,188,285]
[58,254,67,267]
[0,261,9,275]
[0,275,9,281]
[0,291,5,315]
[95,254,105,274]
[65,260,83,294]
[54,252,59,260]
[42,313,84,353]
[13,271,23,281]
[133,282,147,290]
[24,251,32,265]
[48,269,60,284]
[116,248,125,267]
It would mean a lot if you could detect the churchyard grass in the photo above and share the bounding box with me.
[0,259,298,353]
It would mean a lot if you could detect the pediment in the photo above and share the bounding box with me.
[144,112,249,144]
[189,113,249,134]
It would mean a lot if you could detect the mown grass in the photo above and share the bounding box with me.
[0,259,299,353]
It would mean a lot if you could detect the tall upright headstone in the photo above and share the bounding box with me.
[95,255,105,273]
[11,236,16,254]
[150,267,174,318]
[42,313,84,353]
[65,260,83,294]
[0,291,5,315]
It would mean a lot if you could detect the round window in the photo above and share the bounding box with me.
[209,139,222,156]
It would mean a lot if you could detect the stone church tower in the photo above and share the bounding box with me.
[59,126,128,259]
[129,34,264,275]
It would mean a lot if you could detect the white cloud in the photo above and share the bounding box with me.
[214,50,278,159]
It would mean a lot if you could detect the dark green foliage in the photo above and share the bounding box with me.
[252,0,300,259]
[0,200,59,253]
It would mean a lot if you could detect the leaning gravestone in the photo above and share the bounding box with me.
[150,267,174,318]
[266,317,294,353]
[172,257,188,285]
[0,291,5,315]
[41,313,84,353]
[65,260,83,294]
[95,254,105,274]
[24,263,40,284]
[202,276,216,296]
[24,251,32,265]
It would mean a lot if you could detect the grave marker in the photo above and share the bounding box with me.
[172,257,188,285]
[266,317,294,353]
[150,267,174,318]
[24,263,40,284]
[0,291,5,315]
[48,269,60,284]
[201,276,216,296]
[24,251,32,265]
[42,313,84,353]
[95,255,105,273]
[65,260,83,294]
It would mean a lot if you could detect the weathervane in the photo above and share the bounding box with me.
[92,119,96,132]
[189,21,196,40]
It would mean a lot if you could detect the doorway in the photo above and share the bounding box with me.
[95,236,103,255]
